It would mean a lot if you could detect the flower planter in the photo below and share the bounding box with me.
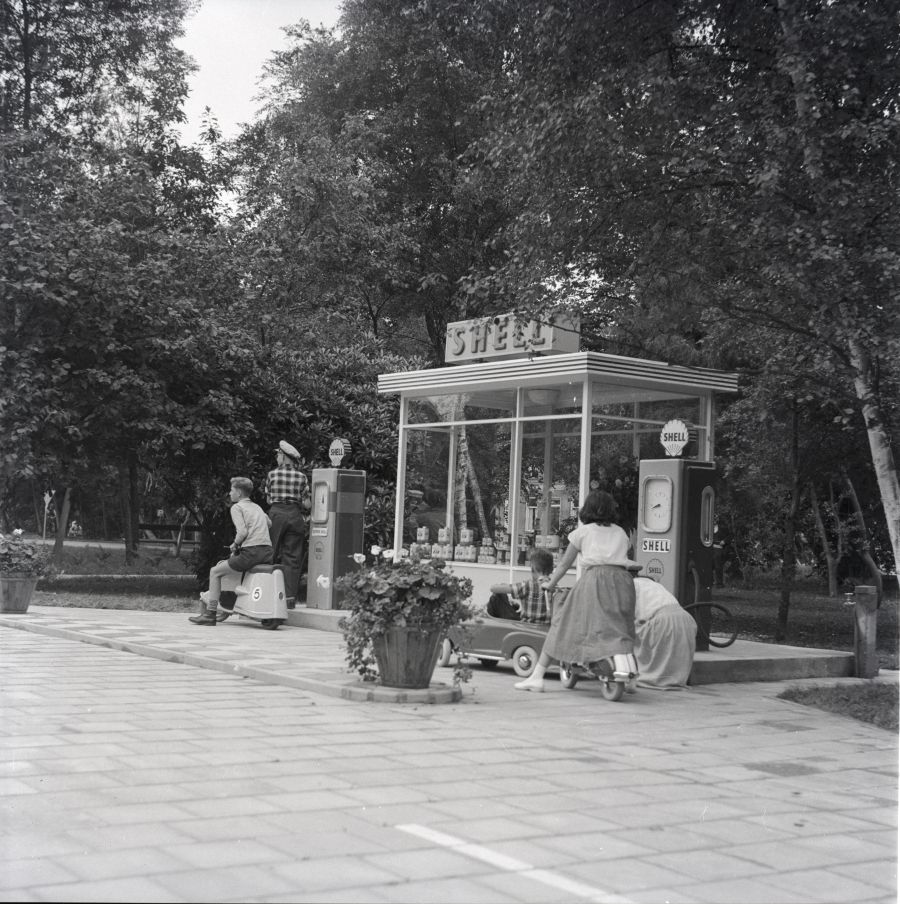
[373,625,443,688]
[0,575,38,613]
[337,553,473,688]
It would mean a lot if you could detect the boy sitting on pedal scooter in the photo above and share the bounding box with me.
[487,548,553,625]
[189,477,273,626]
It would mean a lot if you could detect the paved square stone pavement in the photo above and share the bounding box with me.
[0,606,896,903]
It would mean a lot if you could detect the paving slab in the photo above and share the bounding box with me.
[0,606,896,904]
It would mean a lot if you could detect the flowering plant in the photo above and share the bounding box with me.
[0,530,54,578]
[336,546,473,683]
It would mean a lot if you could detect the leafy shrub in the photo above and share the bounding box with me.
[336,549,473,682]
[0,531,54,577]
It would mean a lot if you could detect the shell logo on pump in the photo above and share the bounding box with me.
[329,438,351,466]
[660,420,689,457]
[645,558,665,579]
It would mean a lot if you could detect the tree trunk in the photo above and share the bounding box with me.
[809,483,838,597]
[30,480,42,535]
[129,460,140,553]
[100,494,109,539]
[843,471,884,603]
[775,407,800,641]
[454,426,469,534]
[845,336,900,578]
[829,481,848,571]
[52,487,71,563]
[119,464,136,565]
[174,512,189,558]
[465,445,491,540]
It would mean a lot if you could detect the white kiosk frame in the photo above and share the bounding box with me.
[378,350,738,603]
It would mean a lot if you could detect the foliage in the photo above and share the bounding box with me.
[235,3,513,363]
[180,339,417,584]
[3,0,897,652]
[0,0,238,562]
[0,134,257,565]
[444,0,900,571]
[336,548,473,682]
[0,531,54,577]
[0,0,197,140]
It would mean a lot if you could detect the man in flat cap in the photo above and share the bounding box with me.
[265,440,309,608]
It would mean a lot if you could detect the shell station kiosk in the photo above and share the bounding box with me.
[377,312,738,621]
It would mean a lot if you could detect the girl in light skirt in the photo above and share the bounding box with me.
[514,490,636,692]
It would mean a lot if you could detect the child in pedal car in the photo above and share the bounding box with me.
[487,548,553,625]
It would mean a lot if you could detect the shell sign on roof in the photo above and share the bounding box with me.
[444,312,581,364]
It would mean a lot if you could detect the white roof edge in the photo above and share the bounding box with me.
[377,351,739,395]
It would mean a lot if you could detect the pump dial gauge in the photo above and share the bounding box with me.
[641,476,673,533]
[312,482,329,522]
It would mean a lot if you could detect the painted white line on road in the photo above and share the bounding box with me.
[397,823,634,904]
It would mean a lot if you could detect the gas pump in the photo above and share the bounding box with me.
[305,461,366,610]
[634,457,717,651]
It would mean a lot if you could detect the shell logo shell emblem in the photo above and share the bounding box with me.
[660,419,689,457]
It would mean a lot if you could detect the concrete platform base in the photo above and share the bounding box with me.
[288,606,345,633]
[689,639,854,684]
[288,606,858,685]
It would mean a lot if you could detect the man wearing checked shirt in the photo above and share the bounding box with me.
[265,440,309,608]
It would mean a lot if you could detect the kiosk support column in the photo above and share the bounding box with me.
[392,397,408,555]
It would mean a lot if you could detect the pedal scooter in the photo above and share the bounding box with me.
[558,653,639,701]
[214,563,288,630]
[544,587,639,701]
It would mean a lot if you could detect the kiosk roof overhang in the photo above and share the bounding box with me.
[378,351,739,398]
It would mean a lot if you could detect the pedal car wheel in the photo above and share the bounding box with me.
[437,638,453,668]
[260,619,283,630]
[511,644,539,677]
[559,663,579,689]
[478,658,499,670]
[599,679,625,702]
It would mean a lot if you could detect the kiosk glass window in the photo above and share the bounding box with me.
[407,390,516,424]
[403,422,511,556]
[635,396,702,426]
[589,422,641,535]
[446,422,512,557]
[591,386,706,463]
[522,383,583,417]
[403,426,452,544]
[518,418,580,556]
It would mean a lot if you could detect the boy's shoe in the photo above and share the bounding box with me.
[216,610,231,622]
[190,611,216,626]
[286,597,296,610]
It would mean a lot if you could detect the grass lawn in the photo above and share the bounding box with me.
[778,683,899,733]
[713,582,899,670]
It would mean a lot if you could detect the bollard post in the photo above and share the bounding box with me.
[853,585,879,679]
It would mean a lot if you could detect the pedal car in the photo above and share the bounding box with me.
[437,613,550,677]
